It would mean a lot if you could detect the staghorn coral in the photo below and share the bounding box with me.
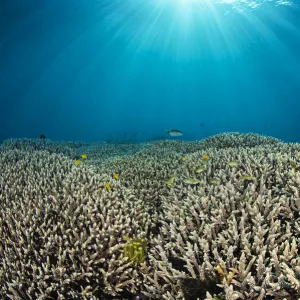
[2,138,86,157]
[142,145,300,299]
[0,150,150,298]
[1,133,300,299]
[197,132,283,149]
[75,141,152,166]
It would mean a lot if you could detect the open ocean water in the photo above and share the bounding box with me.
[1,1,300,299]
[1,0,300,143]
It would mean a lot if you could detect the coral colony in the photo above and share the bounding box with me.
[0,133,300,299]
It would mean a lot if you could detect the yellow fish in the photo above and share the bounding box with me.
[184,178,200,185]
[165,177,175,186]
[196,167,204,173]
[105,182,111,191]
[181,156,188,161]
[202,154,209,159]
[241,174,255,181]
[214,265,225,278]
[75,159,81,165]
[114,173,119,179]
[228,161,239,167]
[209,178,220,184]
[227,271,234,285]
[81,154,87,159]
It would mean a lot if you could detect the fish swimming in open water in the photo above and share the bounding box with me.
[166,129,183,137]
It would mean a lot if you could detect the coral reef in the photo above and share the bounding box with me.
[2,138,86,157]
[198,132,283,149]
[0,133,300,299]
[0,150,150,298]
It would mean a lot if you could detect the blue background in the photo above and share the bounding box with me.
[1,0,300,143]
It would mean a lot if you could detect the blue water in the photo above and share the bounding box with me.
[1,0,300,143]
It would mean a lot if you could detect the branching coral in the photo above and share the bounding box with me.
[1,133,300,299]
[142,144,300,299]
[0,150,150,298]
[2,138,86,157]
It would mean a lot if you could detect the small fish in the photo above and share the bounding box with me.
[202,154,209,159]
[40,134,46,140]
[209,178,220,184]
[214,265,225,278]
[165,177,175,186]
[241,174,255,181]
[181,156,188,161]
[196,167,204,173]
[114,173,119,179]
[81,154,87,159]
[75,159,81,165]
[123,235,131,241]
[105,182,111,191]
[184,178,200,185]
[227,271,234,285]
[166,129,183,137]
[228,161,239,167]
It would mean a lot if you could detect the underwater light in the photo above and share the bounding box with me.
[172,0,292,11]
